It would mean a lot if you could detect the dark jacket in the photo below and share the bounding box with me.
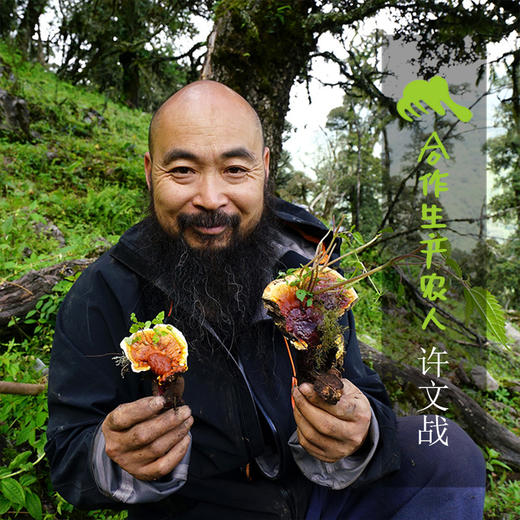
[46,198,400,519]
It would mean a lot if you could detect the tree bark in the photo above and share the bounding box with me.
[0,259,93,327]
[359,340,520,470]
[200,0,317,178]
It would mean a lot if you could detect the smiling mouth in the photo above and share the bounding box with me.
[192,225,228,236]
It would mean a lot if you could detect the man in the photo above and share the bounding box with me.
[46,81,486,519]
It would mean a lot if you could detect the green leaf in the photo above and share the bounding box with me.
[19,474,37,487]
[464,286,508,346]
[144,320,151,329]
[9,450,32,469]
[25,491,42,520]
[295,289,307,302]
[306,298,313,307]
[1,478,25,506]
[445,257,462,278]
[379,226,394,234]
[463,288,474,325]
[0,496,10,515]
[152,311,165,325]
[352,231,364,245]
[440,237,452,259]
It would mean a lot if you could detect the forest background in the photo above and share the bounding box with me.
[0,0,519,518]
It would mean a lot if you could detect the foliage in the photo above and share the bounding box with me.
[0,41,149,280]
[129,311,165,334]
[488,48,520,233]
[53,0,196,109]
[485,479,520,519]
[1,278,128,519]
[0,42,152,518]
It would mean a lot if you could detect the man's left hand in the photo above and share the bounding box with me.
[292,379,371,463]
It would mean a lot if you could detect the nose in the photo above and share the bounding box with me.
[191,172,229,211]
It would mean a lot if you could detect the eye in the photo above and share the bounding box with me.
[170,166,194,175]
[226,166,247,176]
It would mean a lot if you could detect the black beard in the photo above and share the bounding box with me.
[140,197,279,351]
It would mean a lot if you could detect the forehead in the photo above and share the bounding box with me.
[153,88,263,156]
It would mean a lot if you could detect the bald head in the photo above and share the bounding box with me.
[148,81,264,160]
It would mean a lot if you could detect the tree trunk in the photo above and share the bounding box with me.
[381,124,392,218]
[200,0,316,178]
[120,50,140,108]
[354,122,361,230]
[511,48,520,226]
[16,0,48,59]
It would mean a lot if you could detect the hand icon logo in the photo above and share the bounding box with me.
[397,76,473,123]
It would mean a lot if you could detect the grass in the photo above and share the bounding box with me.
[0,40,149,281]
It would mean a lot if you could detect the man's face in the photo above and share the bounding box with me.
[144,87,269,250]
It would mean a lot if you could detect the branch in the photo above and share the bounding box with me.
[310,50,398,117]
[394,265,487,345]
[0,381,46,395]
[376,209,517,245]
[307,2,398,34]
[379,89,491,230]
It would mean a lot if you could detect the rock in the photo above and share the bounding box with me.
[0,89,31,139]
[470,365,499,392]
[503,381,520,395]
[33,358,48,377]
[33,218,66,247]
[505,322,520,348]
[83,108,106,127]
[91,237,112,255]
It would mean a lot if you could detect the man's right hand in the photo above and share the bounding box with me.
[102,396,193,481]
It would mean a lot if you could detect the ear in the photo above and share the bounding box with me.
[263,146,270,180]
[144,152,152,191]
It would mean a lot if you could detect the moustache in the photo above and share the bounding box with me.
[177,211,240,230]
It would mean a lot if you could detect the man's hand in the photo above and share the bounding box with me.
[292,379,371,463]
[102,396,193,481]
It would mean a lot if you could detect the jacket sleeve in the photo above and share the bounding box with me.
[45,254,165,509]
[288,406,380,489]
[91,425,190,503]
[338,309,401,487]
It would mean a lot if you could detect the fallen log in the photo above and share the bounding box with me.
[0,259,94,327]
[0,380,46,395]
[359,340,520,470]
